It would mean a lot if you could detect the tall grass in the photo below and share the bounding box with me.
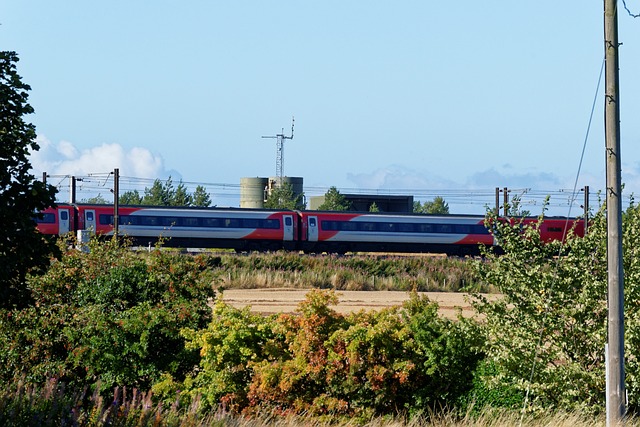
[0,380,620,426]
[214,252,491,293]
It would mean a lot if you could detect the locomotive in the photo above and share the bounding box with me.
[35,204,585,256]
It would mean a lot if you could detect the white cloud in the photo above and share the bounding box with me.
[346,165,458,190]
[30,135,168,179]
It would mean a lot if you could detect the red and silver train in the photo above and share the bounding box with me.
[35,204,585,256]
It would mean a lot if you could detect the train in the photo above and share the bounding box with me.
[35,203,585,256]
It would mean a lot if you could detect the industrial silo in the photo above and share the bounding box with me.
[240,177,268,208]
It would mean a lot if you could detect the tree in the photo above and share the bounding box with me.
[264,183,304,210]
[126,177,211,207]
[0,51,58,309]
[172,181,192,206]
[507,193,531,217]
[369,202,380,212]
[318,186,351,211]
[119,189,143,205]
[192,185,212,207]
[143,177,173,206]
[82,193,108,204]
[469,204,640,412]
[415,196,449,214]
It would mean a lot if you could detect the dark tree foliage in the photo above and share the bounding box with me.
[318,186,351,211]
[120,177,212,207]
[264,182,304,210]
[0,51,57,309]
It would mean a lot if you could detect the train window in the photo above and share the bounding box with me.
[225,219,240,228]
[121,215,135,225]
[309,218,317,227]
[141,216,159,226]
[285,217,293,227]
[162,217,178,227]
[419,224,434,233]
[360,222,376,232]
[341,222,358,231]
[455,225,471,234]
[60,210,69,221]
[204,218,220,227]
[35,213,56,224]
[399,223,414,233]
[86,211,94,221]
[183,217,199,227]
[321,221,337,231]
[244,219,259,228]
[436,224,452,233]
[264,219,280,229]
[99,214,113,225]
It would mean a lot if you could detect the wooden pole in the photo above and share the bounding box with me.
[604,0,625,423]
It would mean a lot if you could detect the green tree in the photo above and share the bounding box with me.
[0,51,58,309]
[172,181,192,206]
[264,182,304,210]
[143,177,173,206]
[82,193,108,204]
[368,202,380,212]
[318,186,351,211]
[119,189,143,205]
[507,193,531,217]
[192,185,212,207]
[415,196,450,214]
[471,207,617,411]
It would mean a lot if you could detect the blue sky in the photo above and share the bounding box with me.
[4,2,640,214]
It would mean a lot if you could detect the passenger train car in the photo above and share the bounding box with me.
[35,204,585,256]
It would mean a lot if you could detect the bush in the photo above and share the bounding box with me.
[179,291,484,418]
[0,237,215,393]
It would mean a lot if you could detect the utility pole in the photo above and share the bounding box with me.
[604,0,625,424]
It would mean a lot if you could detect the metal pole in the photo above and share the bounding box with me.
[70,176,76,204]
[503,187,508,217]
[113,168,120,239]
[495,187,500,216]
[584,185,590,235]
[604,0,625,424]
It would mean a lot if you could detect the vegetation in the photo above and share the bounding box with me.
[0,51,58,309]
[318,186,351,211]
[213,252,484,292]
[120,176,212,207]
[0,238,215,393]
[414,197,449,215]
[264,182,305,210]
[7,186,640,423]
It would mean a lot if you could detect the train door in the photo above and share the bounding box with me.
[84,209,97,233]
[58,208,70,235]
[283,215,294,241]
[307,216,318,242]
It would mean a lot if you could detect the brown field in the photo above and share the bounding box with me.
[223,288,489,319]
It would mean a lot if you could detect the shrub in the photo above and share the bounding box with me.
[0,237,215,393]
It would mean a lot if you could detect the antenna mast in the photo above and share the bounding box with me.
[262,116,294,187]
